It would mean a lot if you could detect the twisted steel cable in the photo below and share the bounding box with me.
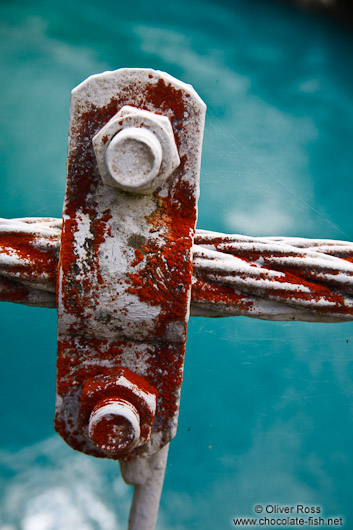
[1,218,353,322]
[192,230,353,322]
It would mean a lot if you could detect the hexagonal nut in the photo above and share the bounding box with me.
[78,367,158,457]
[92,105,180,194]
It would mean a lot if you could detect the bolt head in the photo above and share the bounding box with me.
[93,106,180,194]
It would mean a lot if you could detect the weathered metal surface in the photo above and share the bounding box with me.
[192,230,353,322]
[55,68,206,459]
[0,217,60,307]
[3,219,353,323]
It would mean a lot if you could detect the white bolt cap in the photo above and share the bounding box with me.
[105,127,163,191]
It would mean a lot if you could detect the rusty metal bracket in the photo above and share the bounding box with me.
[55,68,206,461]
[2,67,353,530]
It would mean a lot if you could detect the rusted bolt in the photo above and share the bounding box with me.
[78,367,158,457]
[93,106,180,194]
[88,397,141,455]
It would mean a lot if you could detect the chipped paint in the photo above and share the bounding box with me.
[0,218,61,307]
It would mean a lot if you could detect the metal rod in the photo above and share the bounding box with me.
[120,444,169,530]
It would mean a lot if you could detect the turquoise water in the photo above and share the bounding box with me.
[0,0,353,528]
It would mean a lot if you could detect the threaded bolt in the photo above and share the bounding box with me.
[88,398,141,456]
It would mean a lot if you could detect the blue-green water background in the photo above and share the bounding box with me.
[0,1,353,528]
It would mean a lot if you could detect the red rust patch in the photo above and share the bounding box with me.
[0,231,58,284]
[144,78,185,122]
[191,275,254,313]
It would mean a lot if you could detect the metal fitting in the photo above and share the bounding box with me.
[78,367,157,457]
[92,105,180,194]
[88,397,141,455]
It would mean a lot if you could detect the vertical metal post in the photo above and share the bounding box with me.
[121,445,169,530]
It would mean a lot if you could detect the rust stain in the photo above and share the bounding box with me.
[0,231,58,284]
